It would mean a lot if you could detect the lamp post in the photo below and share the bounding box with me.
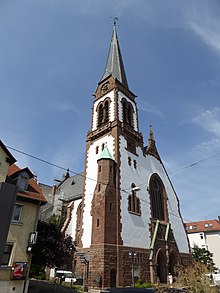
[129,251,137,287]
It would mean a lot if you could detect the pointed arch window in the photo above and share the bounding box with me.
[97,98,110,126]
[98,104,104,125]
[104,100,109,122]
[122,98,134,127]
[149,174,167,221]
[128,183,141,216]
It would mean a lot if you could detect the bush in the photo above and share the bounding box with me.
[135,279,153,288]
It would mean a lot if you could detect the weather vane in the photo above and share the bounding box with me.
[110,16,119,27]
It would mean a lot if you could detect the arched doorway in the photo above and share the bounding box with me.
[110,270,116,288]
[156,250,167,283]
[169,252,178,277]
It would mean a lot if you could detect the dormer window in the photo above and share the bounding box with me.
[17,172,29,190]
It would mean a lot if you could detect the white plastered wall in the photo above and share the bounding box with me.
[82,135,115,248]
[119,136,189,253]
[66,198,82,239]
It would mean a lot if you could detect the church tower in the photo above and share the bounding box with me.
[75,22,191,289]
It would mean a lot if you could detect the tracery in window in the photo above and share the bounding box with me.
[149,174,167,221]
[97,98,110,126]
[128,183,141,215]
[122,98,134,126]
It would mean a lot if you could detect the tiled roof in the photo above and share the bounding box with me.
[7,164,47,204]
[185,219,220,233]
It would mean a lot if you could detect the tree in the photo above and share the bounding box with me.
[175,261,218,293]
[31,218,75,268]
[192,245,216,272]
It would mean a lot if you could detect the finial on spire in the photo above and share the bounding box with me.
[110,16,118,27]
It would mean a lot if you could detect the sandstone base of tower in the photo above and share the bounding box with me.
[74,245,192,290]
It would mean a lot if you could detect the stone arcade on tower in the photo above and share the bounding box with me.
[73,23,191,289]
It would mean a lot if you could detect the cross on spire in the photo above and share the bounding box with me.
[111,16,118,27]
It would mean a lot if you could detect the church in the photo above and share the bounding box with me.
[67,22,191,289]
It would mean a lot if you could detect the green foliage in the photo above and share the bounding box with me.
[29,264,46,280]
[31,218,75,268]
[48,214,64,230]
[175,261,218,293]
[135,279,153,288]
[192,245,216,272]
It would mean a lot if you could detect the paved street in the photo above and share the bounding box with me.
[28,280,78,293]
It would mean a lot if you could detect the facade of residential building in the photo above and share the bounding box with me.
[0,140,17,264]
[0,162,46,293]
[185,218,220,271]
[62,23,192,289]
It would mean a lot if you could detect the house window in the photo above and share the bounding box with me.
[128,183,141,215]
[99,165,101,173]
[1,243,13,266]
[96,146,99,154]
[149,174,167,221]
[97,219,100,227]
[128,156,131,166]
[11,204,23,223]
[17,173,29,190]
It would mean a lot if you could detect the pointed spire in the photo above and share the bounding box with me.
[98,144,114,161]
[101,20,129,89]
[145,125,161,161]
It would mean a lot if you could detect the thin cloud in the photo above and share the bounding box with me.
[192,107,220,137]
[139,102,163,118]
[54,102,83,117]
[190,22,220,53]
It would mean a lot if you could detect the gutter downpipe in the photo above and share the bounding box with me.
[149,220,160,284]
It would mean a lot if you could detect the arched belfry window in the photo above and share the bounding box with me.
[122,98,134,127]
[104,100,109,122]
[149,174,167,221]
[98,104,104,125]
[97,98,110,126]
[128,183,141,215]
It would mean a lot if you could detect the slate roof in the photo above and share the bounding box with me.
[185,219,220,233]
[101,23,128,89]
[7,164,47,204]
[57,173,84,202]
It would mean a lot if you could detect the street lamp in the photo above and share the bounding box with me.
[129,251,137,287]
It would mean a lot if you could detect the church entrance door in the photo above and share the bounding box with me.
[156,250,167,284]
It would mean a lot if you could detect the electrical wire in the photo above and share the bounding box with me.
[7,144,217,224]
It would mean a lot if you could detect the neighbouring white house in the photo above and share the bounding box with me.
[185,218,220,271]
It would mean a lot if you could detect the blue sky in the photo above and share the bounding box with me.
[1,0,220,222]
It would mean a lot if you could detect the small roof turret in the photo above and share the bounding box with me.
[145,125,161,161]
[98,144,114,161]
[101,21,128,89]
